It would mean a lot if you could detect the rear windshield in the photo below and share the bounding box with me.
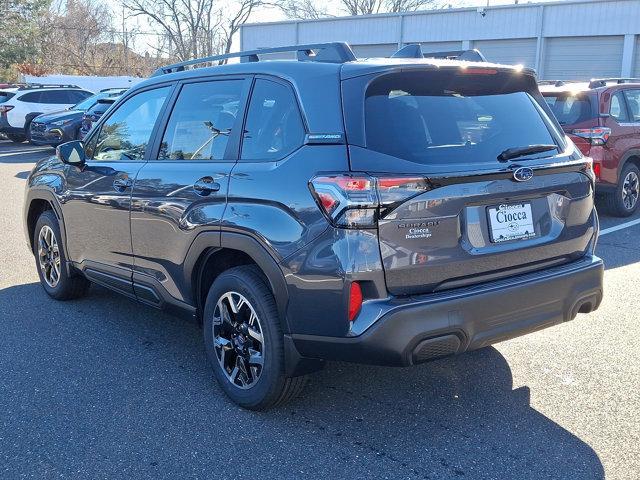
[0,91,15,103]
[543,93,594,126]
[88,101,114,115]
[364,70,559,167]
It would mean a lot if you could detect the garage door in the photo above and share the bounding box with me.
[351,44,398,58]
[473,39,537,68]
[634,36,640,77]
[544,36,624,80]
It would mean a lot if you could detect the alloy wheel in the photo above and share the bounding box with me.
[212,291,265,389]
[38,225,61,288]
[622,171,639,211]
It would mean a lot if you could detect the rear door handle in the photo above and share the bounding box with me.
[113,177,133,192]
[193,177,221,196]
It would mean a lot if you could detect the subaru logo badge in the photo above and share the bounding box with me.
[513,167,534,182]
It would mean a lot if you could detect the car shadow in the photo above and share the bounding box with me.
[280,351,605,479]
[0,282,604,479]
[597,233,640,270]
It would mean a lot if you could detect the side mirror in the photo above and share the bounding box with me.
[56,140,86,166]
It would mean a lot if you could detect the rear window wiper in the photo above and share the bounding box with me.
[497,144,559,162]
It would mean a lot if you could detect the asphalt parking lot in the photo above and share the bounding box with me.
[1,139,639,480]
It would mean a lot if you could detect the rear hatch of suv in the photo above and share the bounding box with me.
[339,64,596,295]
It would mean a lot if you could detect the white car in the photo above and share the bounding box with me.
[0,84,93,143]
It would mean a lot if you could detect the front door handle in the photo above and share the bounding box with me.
[193,177,221,196]
[113,177,133,192]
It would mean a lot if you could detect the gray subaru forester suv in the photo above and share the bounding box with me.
[23,43,603,410]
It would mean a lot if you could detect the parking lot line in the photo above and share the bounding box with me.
[0,148,51,157]
[600,217,640,236]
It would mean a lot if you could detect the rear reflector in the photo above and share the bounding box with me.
[348,282,363,322]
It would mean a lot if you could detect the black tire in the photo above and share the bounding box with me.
[7,133,25,143]
[602,164,640,217]
[33,210,90,300]
[203,265,307,410]
[25,121,32,143]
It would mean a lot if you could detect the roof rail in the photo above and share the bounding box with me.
[391,44,487,62]
[538,80,585,87]
[17,83,81,90]
[152,42,357,76]
[0,82,29,89]
[588,77,640,88]
[99,87,128,93]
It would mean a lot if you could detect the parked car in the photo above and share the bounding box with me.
[540,78,640,216]
[78,96,119,140]
[24,42,603,410]
[29,89,127,147]
[0,84,93,143]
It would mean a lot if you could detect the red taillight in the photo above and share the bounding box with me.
[593,162,601,179]
[348,282,363,322]
[0,105,14,115]
[572,127,611,146]
[309,174,378,228]
[309,174,430,228]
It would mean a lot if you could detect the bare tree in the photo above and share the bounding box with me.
[124,0,263,62]
[38,0,119,75]
[276,0,330,20]
[277,0,442,18]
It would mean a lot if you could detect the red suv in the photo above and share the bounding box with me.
[540,79,640,216]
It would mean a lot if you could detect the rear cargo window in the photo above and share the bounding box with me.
[364,70,559,167]
[543,93,594,125]
[0,91,14,103]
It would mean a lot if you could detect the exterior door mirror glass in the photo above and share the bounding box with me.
[56,140,86,166]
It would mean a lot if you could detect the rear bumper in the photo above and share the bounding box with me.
[292,255,604,367]
[0,115,22,135]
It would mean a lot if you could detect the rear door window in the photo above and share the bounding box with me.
[241,79,305,161]
[610,91,630,122]
[624,90,640,122]
[364,70,559,167]
[40,90,72,104]
[159,80,243,161]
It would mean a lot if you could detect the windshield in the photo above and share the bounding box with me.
[543,93,594,126]
[0,91,15,103]
[364,70,560,167]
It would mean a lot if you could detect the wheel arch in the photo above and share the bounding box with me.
[187,232,290,333]
[24,190,66,254]
[619,149,640,179]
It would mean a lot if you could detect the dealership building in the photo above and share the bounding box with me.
[240,0,640,80]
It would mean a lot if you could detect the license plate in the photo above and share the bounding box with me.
[488,203,536,243]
